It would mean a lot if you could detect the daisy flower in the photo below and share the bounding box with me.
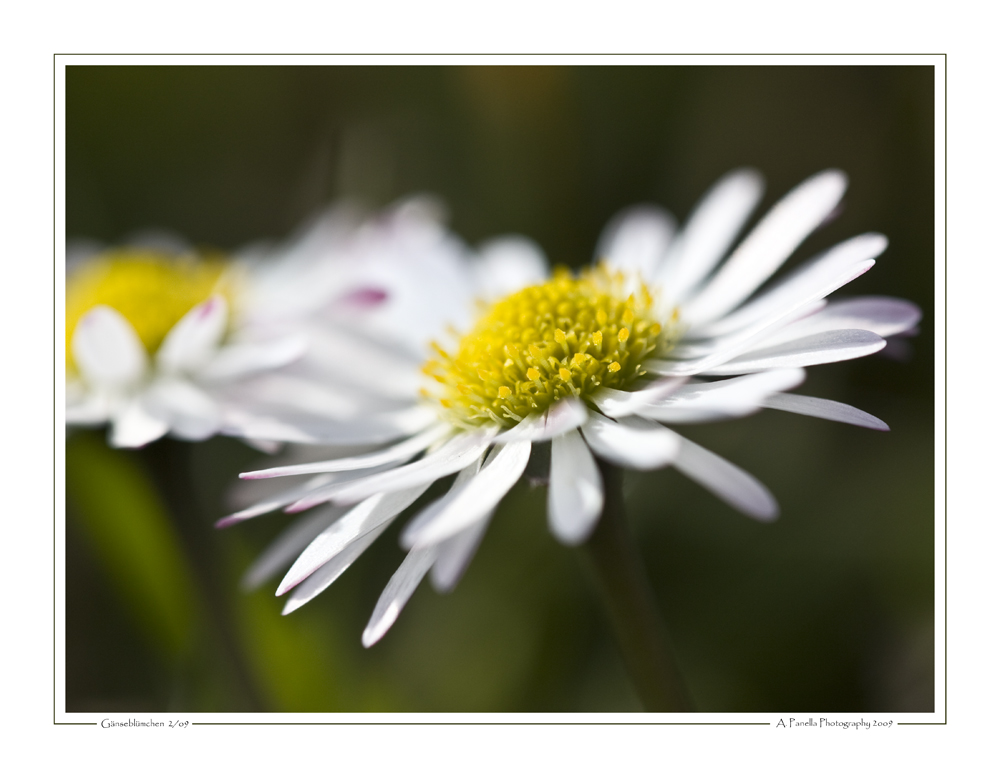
[64,198,507,449]
[226,169,921,648]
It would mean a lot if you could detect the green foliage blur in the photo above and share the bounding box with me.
[65,65,935,713]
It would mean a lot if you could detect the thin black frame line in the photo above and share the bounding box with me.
[53,53,946,725]
[898,51,948,729]
[52,52,947,57]
[191,721,772,726]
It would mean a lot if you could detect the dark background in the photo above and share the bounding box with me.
[65,65,935,712]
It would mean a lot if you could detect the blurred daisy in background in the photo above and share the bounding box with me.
[64,198,518,450]
[65,240,308,448]
[224,169,921,648]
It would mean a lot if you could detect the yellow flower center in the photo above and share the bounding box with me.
[66,249,232,371]
[422,265,679,428]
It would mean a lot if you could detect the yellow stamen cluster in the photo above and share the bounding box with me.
[422,264,679,428]
[66,249,231,371]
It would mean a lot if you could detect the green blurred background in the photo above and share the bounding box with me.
[65,65,935,713]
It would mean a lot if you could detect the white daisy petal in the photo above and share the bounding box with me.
[276,484,431,596]
[298,327,424,399]
[472,236,548,297]
[494,396,588,443]
[66,391,112,425]
[221,405,439,447]
[283,463,415,513]
[144,378,221,440]
[430,512,494,593]
[197,336,306,382]
[548,429,604,546]
[216,474,337,527]
[404,439,531,549]
[703,329,886,375]
[399,457,485,546]
[648,258,876,375]
[761,393,890,431]
[72,305,147,387]
[670,432,778,521]
[692,232,887,339]
[109,398,169,448]
[591,376,688,418]
[156,295,228,374]
[636,369,806,423]
[240,423,452,479]
[581,413,680,470]
[683,170,848,326]
[596,205,676,279]
[751,295,923,350]
[656,168,765,301]
[241,504,349,590]
[281,521,393,615]
[323,428,498,506]
[361,547,438,647]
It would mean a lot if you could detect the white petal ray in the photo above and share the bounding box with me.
[750,295,923,350]
[144,378,221,440]
[635,369,806,423]
[648,258,876,376]
[222,373,404,420]
[591,376,687,418]
[399,457,484,546]
[656,168,765,301]
[683,170,849,326]
[156,295,227,374]
[670,432,778,521]
[596,204,676,279]
[216,474,336,527]
[298,327,423,399]
[548,429,604,546]
[472,236,548,298]
[72,306,147,387]
[761,393,890,431]
[241,423,452,479]
[283,461,417,513]
[220,404,439,446]
[109,398,169,448]
[361,547,438,647]
[494,397,588,443]
[66,391,112,425]
[241,504,349,590]
[323,428,497,506]
[702,329,886,375]
[580,413,680,470]
[691,232,887,339]
[281,521,393,615]
[277,484,431,595]
[430,512,494,593]
[404,439,531,549]
[198,337,306,382]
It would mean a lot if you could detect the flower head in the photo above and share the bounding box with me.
[224,169,921,647]
[65,241,308,448]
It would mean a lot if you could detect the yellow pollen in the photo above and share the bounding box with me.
[422,264,681,429]
[66,249,232,372]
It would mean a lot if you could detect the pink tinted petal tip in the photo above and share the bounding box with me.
[338,287,390,309]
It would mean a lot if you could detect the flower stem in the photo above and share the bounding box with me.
[141,438,265,712]
[583,460,693,712]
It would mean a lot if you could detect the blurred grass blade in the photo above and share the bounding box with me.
[66,432,200,659]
